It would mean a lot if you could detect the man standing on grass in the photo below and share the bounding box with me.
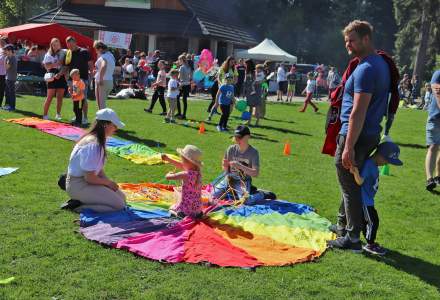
[65,36,94,126]
[425,70,440,191]
[328,20,390,252]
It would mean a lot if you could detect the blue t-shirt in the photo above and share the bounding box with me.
[428,70,440,121]
[340,54,390,136]
[360,159,379,206]
[219,84,235,105]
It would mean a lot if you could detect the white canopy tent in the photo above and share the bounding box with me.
[235,38,297,63]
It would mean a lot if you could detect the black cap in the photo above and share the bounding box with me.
[234,125,251,137]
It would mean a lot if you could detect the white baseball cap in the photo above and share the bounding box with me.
[95,108,125,129]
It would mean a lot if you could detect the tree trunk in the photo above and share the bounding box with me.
[412,1,431,80]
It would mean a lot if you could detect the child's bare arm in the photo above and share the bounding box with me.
[162,154,184,169]
[166,171,188,181]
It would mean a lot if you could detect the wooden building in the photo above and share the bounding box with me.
[29,0,258,61]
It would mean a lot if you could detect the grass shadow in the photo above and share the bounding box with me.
[255,124,312,136]
[251,132,278,143]
[263,117,295,125]
[396,143,426,150]
[368,249,440,291]
[115,129,166,147]
[12,109,42,118]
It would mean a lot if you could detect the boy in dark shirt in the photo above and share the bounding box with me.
[333,141,403,255]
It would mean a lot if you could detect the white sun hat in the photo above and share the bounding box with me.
[176,145,203,168]
[95,108,125,129]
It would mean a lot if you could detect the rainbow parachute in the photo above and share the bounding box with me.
[80,183,335,267]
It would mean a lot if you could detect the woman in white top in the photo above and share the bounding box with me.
[276,63,287,101]
[42,38,67,120]
[93,41,115,109]
[66,108,126,212]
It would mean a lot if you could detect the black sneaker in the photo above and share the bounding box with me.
[434,176,440,185]
[426,178,436,191]
[60,199,82,210]
[159,112,167,116]
[329,224,347,238]
[363,243,387,256]
[144,108,152,113]
[327,235,362,253]
[259,189,277,200]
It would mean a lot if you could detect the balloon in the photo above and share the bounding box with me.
[193,69,205,82]
[126,64,134,73]
[198,49,214,74]
[241,111,251,120]
[235,99,247,112]
[204,77,214,89]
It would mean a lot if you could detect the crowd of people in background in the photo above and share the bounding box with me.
[0,34,436,130]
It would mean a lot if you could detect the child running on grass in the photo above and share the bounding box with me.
[300,72,319,113]
[164,69,179,123]
[216,73,236,132]
[353,141,403,255]
[68,69,85,127]
[162,145,203,218]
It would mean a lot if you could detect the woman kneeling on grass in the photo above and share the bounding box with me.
[65,108,127,212]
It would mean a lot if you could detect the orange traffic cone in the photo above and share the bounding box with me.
[199,122,206,134]
[283,141,291,156]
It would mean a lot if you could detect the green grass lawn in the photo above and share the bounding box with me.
[0,95,439,299]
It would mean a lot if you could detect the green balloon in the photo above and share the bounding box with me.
[235,99,247,112]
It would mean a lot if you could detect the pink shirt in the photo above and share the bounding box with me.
[156,69,167,87]
[171,170,202,217]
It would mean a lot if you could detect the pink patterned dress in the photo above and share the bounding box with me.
[171,170,202,217]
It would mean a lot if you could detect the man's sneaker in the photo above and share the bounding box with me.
[327,235,362,253]
[163,118,170,123]
[170,119,176,123]
[159,112,167,116]
[55,114,62,121]
[82,117,89,125]
[205,117,212,122]
[434,176,440,185]
[363,243,387,256]
[216,125,222,132]
[144,108,152,113]
[329,224,347,237]
[258,189,277,200]
[426,178,436,191]
[43,115,49,120]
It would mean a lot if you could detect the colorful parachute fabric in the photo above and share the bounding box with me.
[80,183,335,268]
[4,117,178,165]
[0,167,18,177]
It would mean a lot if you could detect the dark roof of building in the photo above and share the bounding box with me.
[181,0,257,45]
[29,1,258,45]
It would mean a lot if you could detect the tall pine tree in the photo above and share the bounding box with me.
[394,0,440,80]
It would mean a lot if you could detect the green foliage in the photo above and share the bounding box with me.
[0,96,440,299]
[235,0,397,70]
[394,0,440,79]
[0,0,57,28]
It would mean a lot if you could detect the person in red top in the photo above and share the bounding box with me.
[137,52,152,89]
[68,69,86,127]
